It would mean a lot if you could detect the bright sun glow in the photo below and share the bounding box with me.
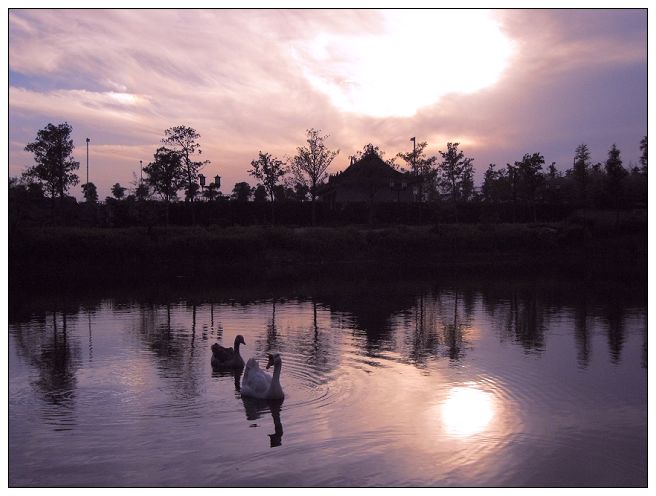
[294,10,514,117]
[108,92,139,105]
[441,385,495,437]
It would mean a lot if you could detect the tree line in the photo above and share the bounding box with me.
[10,121,647,227]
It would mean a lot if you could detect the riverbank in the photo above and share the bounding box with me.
[9,219,647,290]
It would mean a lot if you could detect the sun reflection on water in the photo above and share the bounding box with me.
[441,384,495,437]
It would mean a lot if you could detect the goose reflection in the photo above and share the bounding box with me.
[211,365,243,393]
[241,396,284,448]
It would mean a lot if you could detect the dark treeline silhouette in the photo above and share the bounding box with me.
[10,121,647,229]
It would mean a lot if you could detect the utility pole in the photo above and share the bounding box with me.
[410,137,416,174]
[410,136,417,202]
[86,137,90,185]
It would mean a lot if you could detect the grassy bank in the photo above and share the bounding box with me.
[9,218,647,289]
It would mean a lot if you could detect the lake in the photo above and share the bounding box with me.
[8,274,647,487]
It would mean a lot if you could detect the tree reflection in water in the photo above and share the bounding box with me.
[134,302,204,401]
[10,309,81,409]
[574,295,591,368]
[604,300,626,364]
[212,366,243,394]
[435,289,473,361]
[35,310,80,407]
[8,274,647,435]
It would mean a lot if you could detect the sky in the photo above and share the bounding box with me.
[8,7,648,200]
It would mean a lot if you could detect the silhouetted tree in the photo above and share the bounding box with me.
[572,143,591,204]
[129,172,150,202]
[185,182,200,203]
[396,140,437,201]
[24,122,80,202]
[604,144,627,223]
[292,182,310,201]
[9,176,45,231]
[544,162,565,205]
[143,147,185,225]
[111,182,126,200]
[161,126,209,204]
[437,142,474,221]
[144,147,184,203]
[482,163,510,204]
[273,184,296,202]
[134,182,150,201]
[231,182,252,202]
[253,184,267,203]
[626,160,647,205]
[15,177,45,201]
[202,183,220,202]
[639,136,647,174]
[354,143,386,161]
[82,182,98,203]
[290,128,339,225]
[514,152,545,222]
[249,151,287,224]
[583,161,606,207]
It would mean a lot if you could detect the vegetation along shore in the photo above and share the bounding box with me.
[10,212,646,291]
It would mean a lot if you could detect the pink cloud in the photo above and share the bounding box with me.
[9,9,646,199]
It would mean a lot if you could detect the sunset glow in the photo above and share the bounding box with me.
[294,10,514,117]
[441,385,495,437]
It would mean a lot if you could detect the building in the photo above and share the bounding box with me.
[317,149,419,204]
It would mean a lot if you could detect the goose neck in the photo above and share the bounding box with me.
[271,361,282,382]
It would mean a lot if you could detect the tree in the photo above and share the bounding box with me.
[604,144,627,223]
[82,182,98,203]
[544,162,565,205]
[292,182,310,202]
[111,182,127,200]
[143,147,185,225]
[249,151,287,224]
[24,122,80,201]
[144,147,185,203]
[135,183,150,201]
[202,183,220,202]
[161,125,209,203]
[9,176,45,232]
[639,136,647,174]
[273,184,296,202]
[290,128,339,225]
[253,184,267,203]
[513,152,545,222]
[547,162,559,179]
[354,143,385,161]
[437,142,474,221]
[396,140,437,201]
[482,164,510,204]
[185,182,200,203]
[572,144,591,204]
[231,182,252,202]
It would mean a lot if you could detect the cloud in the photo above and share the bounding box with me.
[9,9,647,198]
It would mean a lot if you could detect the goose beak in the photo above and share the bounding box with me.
[266,355,275,369]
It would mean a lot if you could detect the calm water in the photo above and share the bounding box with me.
[8,276,647,487]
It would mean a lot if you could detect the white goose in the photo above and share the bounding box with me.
[241,353,285,400]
